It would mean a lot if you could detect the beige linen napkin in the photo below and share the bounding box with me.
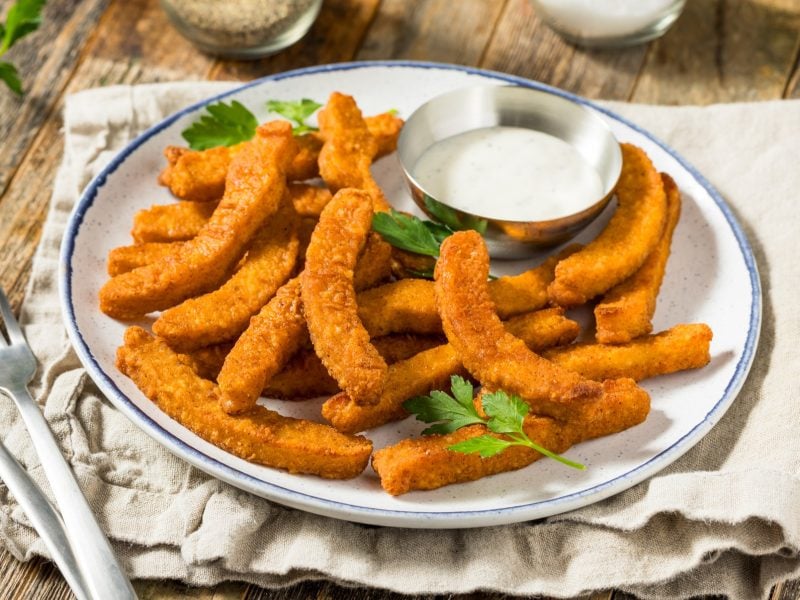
[1,82,798,600]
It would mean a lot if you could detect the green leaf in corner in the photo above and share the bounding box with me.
[482,390,529,434]
[0,61,22,95]
[372,209,443,257]
[266,98,322,134]
[448,435,513,458]
[1,0,46,54]
[423,196,488,234]
[181,100,258,150]
[402,376,485,436]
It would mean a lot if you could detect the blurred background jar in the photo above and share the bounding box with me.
[160,0,323,59]
[529,0,687,47]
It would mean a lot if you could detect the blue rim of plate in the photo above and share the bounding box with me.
[59,60,761,528]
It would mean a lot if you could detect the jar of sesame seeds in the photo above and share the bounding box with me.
[161,0,323,59]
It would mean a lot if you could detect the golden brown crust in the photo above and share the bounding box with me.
[152,200,299,351]
[131,201,217,243]
[357,245,581,338]
[318,93,391,212]
[594,173,681,343]
[117,327,372,479]
[302,189,388,406]
[100,122,298,319]
[548,143,667,307]
[217,277,306,414]
[543,323,713,382]
[435,231,601,421]
[288,183,333,218]
[158,113,402,203]
[107,241,185,276]
[372,378,649,495]
[322,308,581,434]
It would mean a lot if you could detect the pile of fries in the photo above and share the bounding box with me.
[103,92,712,495]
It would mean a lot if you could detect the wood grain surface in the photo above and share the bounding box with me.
[0,0,798,598]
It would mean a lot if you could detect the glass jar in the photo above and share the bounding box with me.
[529,0,687,48]
[160,0,323,59]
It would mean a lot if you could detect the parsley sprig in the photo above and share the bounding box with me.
[181,98,324,150]
[0,0,46,95]
[181,100,258,150]
[404,376,585,470]
[267,98,322,135]
[372,198,488,265]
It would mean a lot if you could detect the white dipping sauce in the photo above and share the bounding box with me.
[412,126,603,222]
[534,0,680,38]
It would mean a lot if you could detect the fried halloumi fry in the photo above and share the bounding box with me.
[543,324,712,382]
[318,93,391,212]
[594,173,681,343]
[264,334,444,400]
[218,277,306,414]
[372,378,650,495]
[107,241,186,276]
[302,189,388,405]
[352,232,392,290]
[289,183,333,218]
[117,327,372,479]
[435,231,601,421]
[132,183,328,247]
[152,200,300,351]
[100,122,297,319]
[218,233,393,415]
[322,308,580,434]
[357,246,579,337]
[131,201,218,243]
[159,113,402,202]
[548,144,667,307]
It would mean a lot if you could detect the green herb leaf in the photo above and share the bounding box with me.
[403,376,485,435]
[181,100,258,150]
[448,435,513,458]
[1,0,45,54]
[423,196,488,234]
[372,210,444,257]
[266,98,322,134]
[404,378,585,470]
[0,60,22,95]
[482,390,529,434]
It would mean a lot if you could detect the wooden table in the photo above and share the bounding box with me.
[0,0,798,598]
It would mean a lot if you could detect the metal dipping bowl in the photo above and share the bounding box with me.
[397,85,622,259]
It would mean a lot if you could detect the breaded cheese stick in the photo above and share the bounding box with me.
[107,241,186,276]
[117,327,372,479]
[265,334,444,400]
[548,144,667,307]
[594,173,681,343]
[322,308,580,434]
[217,233,391,415]
[159,113,402,202]
[302,189,388,405]
[436,231,602,421]
[543,323,712,382]
[131,201,217,243]
[318,93,391,212]
[100,121,297,319]
[372,378,650,495]
[152,200,299,351]
[357,246,580,337]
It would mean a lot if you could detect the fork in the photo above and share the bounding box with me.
[0,288,137,600]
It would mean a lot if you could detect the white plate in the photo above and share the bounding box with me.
[60,61,761,529]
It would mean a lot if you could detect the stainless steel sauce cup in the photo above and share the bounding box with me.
[397,85,622,258]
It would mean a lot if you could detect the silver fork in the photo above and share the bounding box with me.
[0,289,137,600]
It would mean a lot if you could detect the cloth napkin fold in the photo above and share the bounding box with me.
[1,81,798,600]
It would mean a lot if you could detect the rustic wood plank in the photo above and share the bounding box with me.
[631,0,800,103]
[207,0,380,82]
[784,35,800,98]
[772,577,800,600]
[480,0,647,100]
[0,552,74,600]
[356,0,506,64]
[0,0,110,197]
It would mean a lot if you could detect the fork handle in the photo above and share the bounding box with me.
[8,385,137,600]
[0,442,91,600]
